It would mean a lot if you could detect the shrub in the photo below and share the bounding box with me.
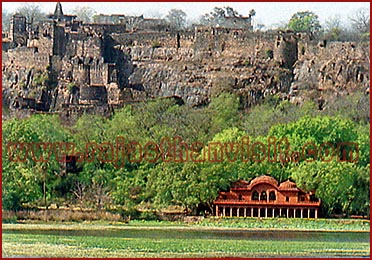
[67,83,76,92]
[265,49,274,59]
[2,210,17,223]
[139,211,160,221]
[151,41,162,48]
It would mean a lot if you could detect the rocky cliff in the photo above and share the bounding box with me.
[2,21,370,121]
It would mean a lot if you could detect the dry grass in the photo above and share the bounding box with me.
[2,209,122,223]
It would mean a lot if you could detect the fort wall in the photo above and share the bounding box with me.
[2,8,369,119]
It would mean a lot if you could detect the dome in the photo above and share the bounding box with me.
[249,175,278,188]
[279,180,297,189]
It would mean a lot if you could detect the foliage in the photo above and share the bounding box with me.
[32,71,49,88]
[1,94,369,217]
[243,99,318,137]
[208,92,240,135]
[72,6,97,23]
[324,91,370,124]
[2,115,72,210]
[288,11,321,33]
[291,161,369,216]
[165,9,187,30]
[321,15,367,42]
[151,41,162,48]
[323,15,344,41]
[16,3,45,25]
[200,6,251,27]
[67,83,76,93]
[350,8,370,35]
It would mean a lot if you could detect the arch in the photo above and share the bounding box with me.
[269,191,276,201]
[252,190,259,201]
[260,191,267,201]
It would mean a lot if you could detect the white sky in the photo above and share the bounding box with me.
[2,2,370,29]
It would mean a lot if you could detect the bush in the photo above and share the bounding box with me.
[265,49,274,59]
[151,41,162,48]
[32,71,49,88]
[67,83,76,93]
[117,207,141,220]
[139,211,160,221]
[2,210,17,223]
[2,209,123,222]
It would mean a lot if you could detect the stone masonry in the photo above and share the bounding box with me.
[2,2,369,121]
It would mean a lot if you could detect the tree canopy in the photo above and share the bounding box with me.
[72,6,97,23]
[288,11,321,33]
[2,92,369,218]
[165,9,187,30]
[200,6,253,27]
[16,3,45,25]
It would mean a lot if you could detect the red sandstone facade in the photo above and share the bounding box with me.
[214,175,321,218]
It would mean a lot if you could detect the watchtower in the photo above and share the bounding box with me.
[10,13,27,47]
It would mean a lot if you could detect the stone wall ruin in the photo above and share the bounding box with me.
[2,3,369,121]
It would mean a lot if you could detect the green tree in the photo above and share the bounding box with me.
[2,115,71,209]
[269,115,359,164]
[291,161,369,216]
[243,99,318,137]
[288,11,321,33]
[208,92,240,135]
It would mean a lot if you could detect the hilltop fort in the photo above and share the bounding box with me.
[2,2,369,121]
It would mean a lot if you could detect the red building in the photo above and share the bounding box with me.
[214,175,321,218]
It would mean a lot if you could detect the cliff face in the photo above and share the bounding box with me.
[291,40,370,107]
[2,21,370,120]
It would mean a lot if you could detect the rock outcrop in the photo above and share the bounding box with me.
[2,6,369,122]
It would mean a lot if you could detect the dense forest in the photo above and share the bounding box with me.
[2,91,370,218]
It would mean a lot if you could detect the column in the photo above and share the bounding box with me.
[279,208,282,217]
[265,207,268,218]
[300,209,303,219]
[315,209,318,219]
[286,208,289,218]
[308,209,310,218]
[294,208,297,218]
[216,205,219,216]
[230,207,233,217]
[251,208,253,217]
[258,208,261,218]
[223,207,226,217]
[272,208,275,217]
[244,208,247,217]
[237,208,240,217]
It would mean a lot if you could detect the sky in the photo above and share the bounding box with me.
[2,2,370,29]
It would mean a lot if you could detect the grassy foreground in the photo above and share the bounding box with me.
[2,219,370,257]
[3,233,369,258]
[5,217,370,230]
[192,217,371,231]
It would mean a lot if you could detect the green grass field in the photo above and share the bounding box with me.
[2,219,370,257]
[192,217,371,230]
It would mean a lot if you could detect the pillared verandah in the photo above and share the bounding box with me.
[214,175,321,218]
